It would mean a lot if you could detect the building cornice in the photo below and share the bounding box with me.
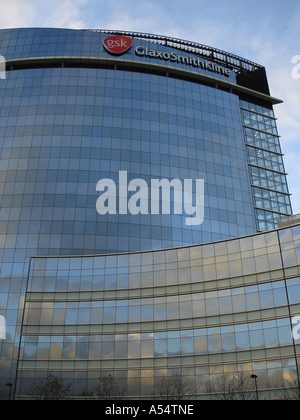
[6,56,283,105]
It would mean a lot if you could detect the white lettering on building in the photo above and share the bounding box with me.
[292,316,300,340]
[135,46,231,77]
[0,316,6,340]
[96,171,205,226]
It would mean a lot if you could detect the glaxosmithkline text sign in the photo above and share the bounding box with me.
[135,46,231,77]
[103,35,231,77]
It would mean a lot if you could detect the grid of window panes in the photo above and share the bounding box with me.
[240,100,292,231]
[20,317,294,358]
[15,226,300,399]
[0,66,257,259]
[17,318,296,398]
[23,280,290,326]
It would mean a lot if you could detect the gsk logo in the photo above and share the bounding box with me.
[103,35,133,55]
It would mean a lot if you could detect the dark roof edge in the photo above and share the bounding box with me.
[6,56,283,105]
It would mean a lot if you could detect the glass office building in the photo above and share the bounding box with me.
[0,28,298,399]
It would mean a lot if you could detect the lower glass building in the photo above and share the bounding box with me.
[15,225,300,399]
[0,28,298,399]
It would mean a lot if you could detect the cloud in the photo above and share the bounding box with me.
[0,0,36,28]
[0,0,92,30]
[101,1,181,37]
[46,0,89,29]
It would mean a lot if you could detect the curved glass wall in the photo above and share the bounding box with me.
[0,65,256,255]
[14,225,300,399]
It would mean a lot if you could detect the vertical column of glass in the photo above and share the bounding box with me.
[240,99,292,231]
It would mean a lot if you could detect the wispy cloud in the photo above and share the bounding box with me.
[46,0,89,29]
[0,0,91,30]
[0,0,36,28]
[100,1,181,36]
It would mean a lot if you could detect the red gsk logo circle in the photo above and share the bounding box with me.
[103,35,133,55]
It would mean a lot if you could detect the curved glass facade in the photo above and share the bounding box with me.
[0,28,296,399]
[1,59,256,255]
[15,226,300,399]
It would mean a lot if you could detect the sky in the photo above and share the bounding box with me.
[0,0,299,213]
